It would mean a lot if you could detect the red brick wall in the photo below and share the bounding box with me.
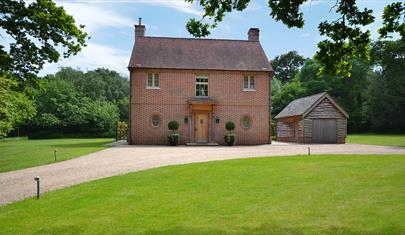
[130,69,270,145]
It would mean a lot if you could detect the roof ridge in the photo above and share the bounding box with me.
[141,36,257,43]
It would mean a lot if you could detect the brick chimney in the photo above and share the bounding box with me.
[248,28,259,41]
[135,17,145,38]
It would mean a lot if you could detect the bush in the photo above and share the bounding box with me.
[168,133,180,146]
[116,121,128,140]
[225,121,235,131]
[168,121,179,131]
[224,133,236,146]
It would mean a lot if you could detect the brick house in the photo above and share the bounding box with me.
[128,19,273,145]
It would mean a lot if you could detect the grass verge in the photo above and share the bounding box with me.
[0,138,113,172]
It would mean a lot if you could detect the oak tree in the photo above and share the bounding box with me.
[185,0,405,78]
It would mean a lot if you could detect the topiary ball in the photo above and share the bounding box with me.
[225,121,235,131]
[168,120,179,130]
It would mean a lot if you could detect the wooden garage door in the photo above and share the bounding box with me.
[312,119,337,143]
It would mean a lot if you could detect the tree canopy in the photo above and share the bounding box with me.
[16,67,129,138]
[0,0,88,81]
[270,51,306,84]
[186,0,405,78]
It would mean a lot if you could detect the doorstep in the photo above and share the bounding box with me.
[186,142,219,146]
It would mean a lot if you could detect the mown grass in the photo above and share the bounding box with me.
[347,133,405,147]
[0,155,404,234]
[0,138,113,172]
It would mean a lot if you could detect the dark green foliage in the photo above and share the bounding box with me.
[168,133,180,146]
[50,67,129,121]
[22,67,128,138]
[168,121,179,131]
[186,0,403,78]
[367,39,405,132]
[315,1,375,77]
[270,51,307,84]
[272,79,306,118]
[0,0,87,81]
[224,133,236,146]
[225,121,235,131]
[379,2,405,39]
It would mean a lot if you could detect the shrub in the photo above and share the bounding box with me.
[168,133,180,146]
[225,121,235,131]
[168,121,179,131]
[116,121,128,140]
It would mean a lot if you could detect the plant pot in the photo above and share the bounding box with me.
[224,134,236,146]
[168,133,180,146]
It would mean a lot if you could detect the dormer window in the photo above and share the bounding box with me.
[147,73,159,88]
[196,77,208,97]
[243,76,255,91]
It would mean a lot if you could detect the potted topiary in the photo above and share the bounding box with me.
[224,121,236,146]
[167,120,180,146]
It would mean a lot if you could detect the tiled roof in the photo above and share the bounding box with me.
[128,36,272,72]
[275,92,327,119]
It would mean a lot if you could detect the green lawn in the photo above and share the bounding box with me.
[0,138,113,173]
[0,155,404,234]
[347,133,405,147]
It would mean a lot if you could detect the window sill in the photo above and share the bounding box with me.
[146,87,160,90]
[243,89,256,92]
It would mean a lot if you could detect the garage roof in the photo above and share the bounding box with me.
[274,92,349,119]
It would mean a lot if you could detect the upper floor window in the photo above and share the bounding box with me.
[196,77,208,97]
[147,73,159,88]
[243,76,255,90]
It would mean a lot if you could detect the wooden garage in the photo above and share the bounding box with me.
[275,92,348,144]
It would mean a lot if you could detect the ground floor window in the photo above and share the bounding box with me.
[241,115,252,129]
[151,115,160,127]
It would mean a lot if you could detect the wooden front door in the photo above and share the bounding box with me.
[195,113,209,143]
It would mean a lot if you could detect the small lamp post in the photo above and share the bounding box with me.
[54,149,57,161]
[34,176,40,199]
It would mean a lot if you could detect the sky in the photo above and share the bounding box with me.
[38,0,397,76]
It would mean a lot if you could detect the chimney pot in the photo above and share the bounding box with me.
[248,28,259,41]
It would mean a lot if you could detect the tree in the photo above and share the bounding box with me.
[185,0,405,78]
[29,75,121,137]
[0,0,87,80]
[367,39,405,132]
[53,67,129,121]
[272,79,306,117]
[270,51,306,84]
[297,58,372,132]
[0,73,36,137]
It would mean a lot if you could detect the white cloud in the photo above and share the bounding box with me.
[40,42,130,76]
[137,0,203,16]
[56,2,134,34]
[301,0,324,8]
[61,0,203,16]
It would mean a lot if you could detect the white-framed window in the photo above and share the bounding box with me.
[243,76,255,90]
[147,73,160,88]
[196,77,208,97]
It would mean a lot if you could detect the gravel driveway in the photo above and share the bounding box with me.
[1,143,405,205]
